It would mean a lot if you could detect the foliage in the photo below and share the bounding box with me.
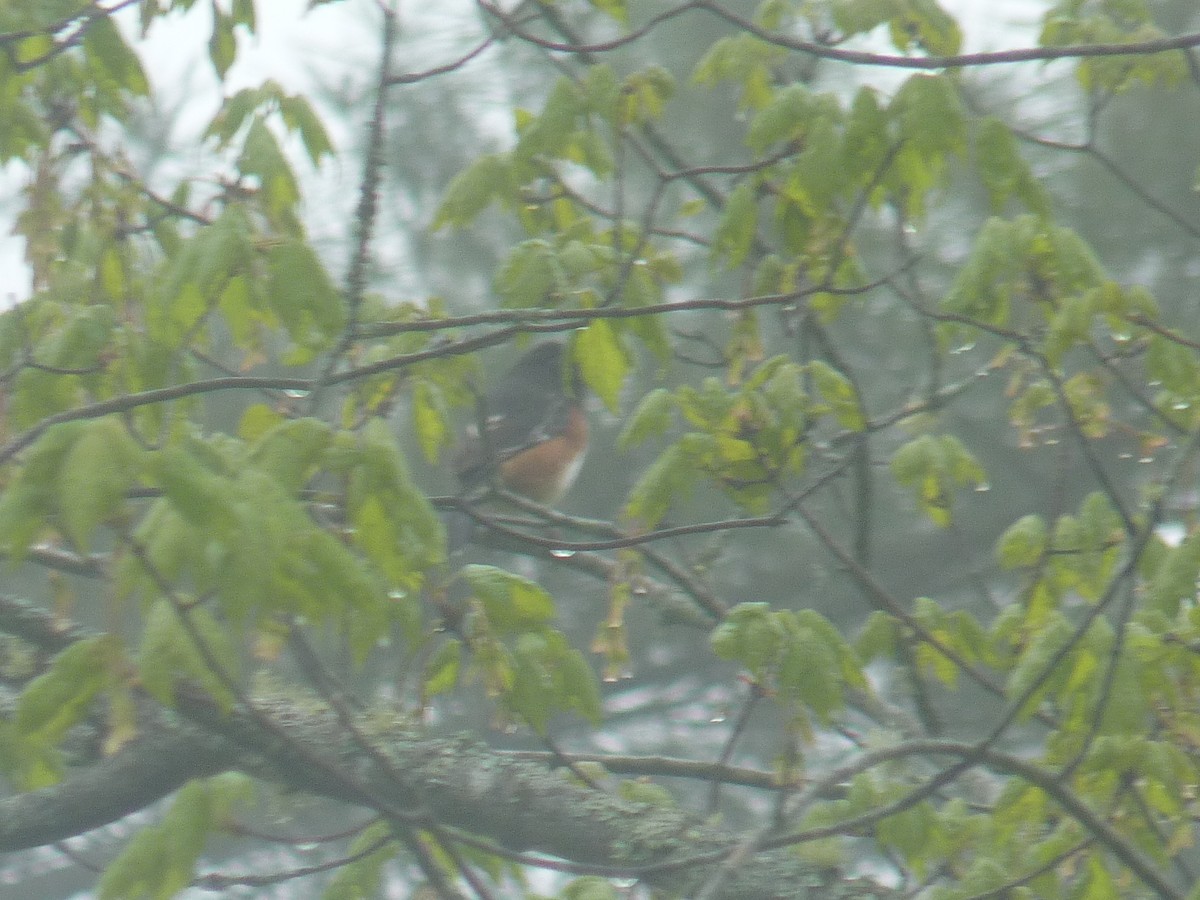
[2,0,1200,897]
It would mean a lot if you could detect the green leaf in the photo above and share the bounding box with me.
[943,215,1105,327]
[208,4,237,79]
[99,246,125,300]
[558,238,605,279]
[433,153,511,229]
[778,624,841,718]
[940,434,986,484]
[53,304,117,370]
[59,417,142,552]
[18,422,86,485]
[0,480,52,564]
[494,239,561,307]
[761,361,808,430]
[238,117,299,215]
[237,403,284,443]
[877,802,937,869]
[424,639,462,696]
[619,65,674,124]
[1097,655,1146,736]
[15,34,52,66]
[0,422,84,560]
[831,0,893,37]
[99,824,167,900]
[715,605,861,719]
[208,465,376,629]
[280,522,389,661]
[83,13,149,96]
[891,434,984,527]
[888,73,966,217]
[99,776,250,900]
[808,360,864,430]
[575,320,626,413]
[345,419,445,588]
[216,273,261,348]
[746,84,812,152]
[463,564,556,632]
[265,240,344,347]
[557,643,603,722]
[892,73,966,158]
[891,0,962,55]
[120,499,199,601]
[1006,612,1073,717]
[623,443,692,528]
[248,417,332,492]
[573,132,615,178]
[711,602,780,678]
[564,876,621,900]
[1045,298,1102,367]
[152,206,253,345]
[586,0,628,24]
[232,0,257,30]
[996,514,1049,569]
[787,112,846,212]
[515,77,582,163]
[279,94,335,164]
[975,116,1049,216]
[856,611,898,661]
[412,378,451,463]
[16,635,113,749]
[206,86,261,146]
[1147,334,1200,401]
[581,64,621,122]
[152,446,238,535]
[507,630,601,732]
[139,598,240,710]
[712,180,758,269]
[618,387,675,450]
[1146,530,1200,617]
[692,33,782,108]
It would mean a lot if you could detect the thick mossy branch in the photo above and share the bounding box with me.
[0,595,891,899]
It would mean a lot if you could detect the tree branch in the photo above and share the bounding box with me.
[0,595,893,898]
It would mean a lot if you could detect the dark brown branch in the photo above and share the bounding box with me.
[697,0,1199,70]
[0,376,313,467]
[482,0,1200,71]
[193,833,395,891]
[0,589,897,899]
[387,35,496,85]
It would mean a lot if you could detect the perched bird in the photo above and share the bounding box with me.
[452,339,588,512]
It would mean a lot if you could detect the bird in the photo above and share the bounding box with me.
[452,339,588,512]
[429,341,587,626]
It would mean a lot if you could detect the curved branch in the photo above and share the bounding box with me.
[0,375,313,466]
[0,681,898,898]
[697,0,1199,70]
[0,715,232,854]
[0,598,893,897]
[482,0,1200,71]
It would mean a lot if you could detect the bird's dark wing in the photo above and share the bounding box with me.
[452,395,576,490]
[451,343,573,491]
